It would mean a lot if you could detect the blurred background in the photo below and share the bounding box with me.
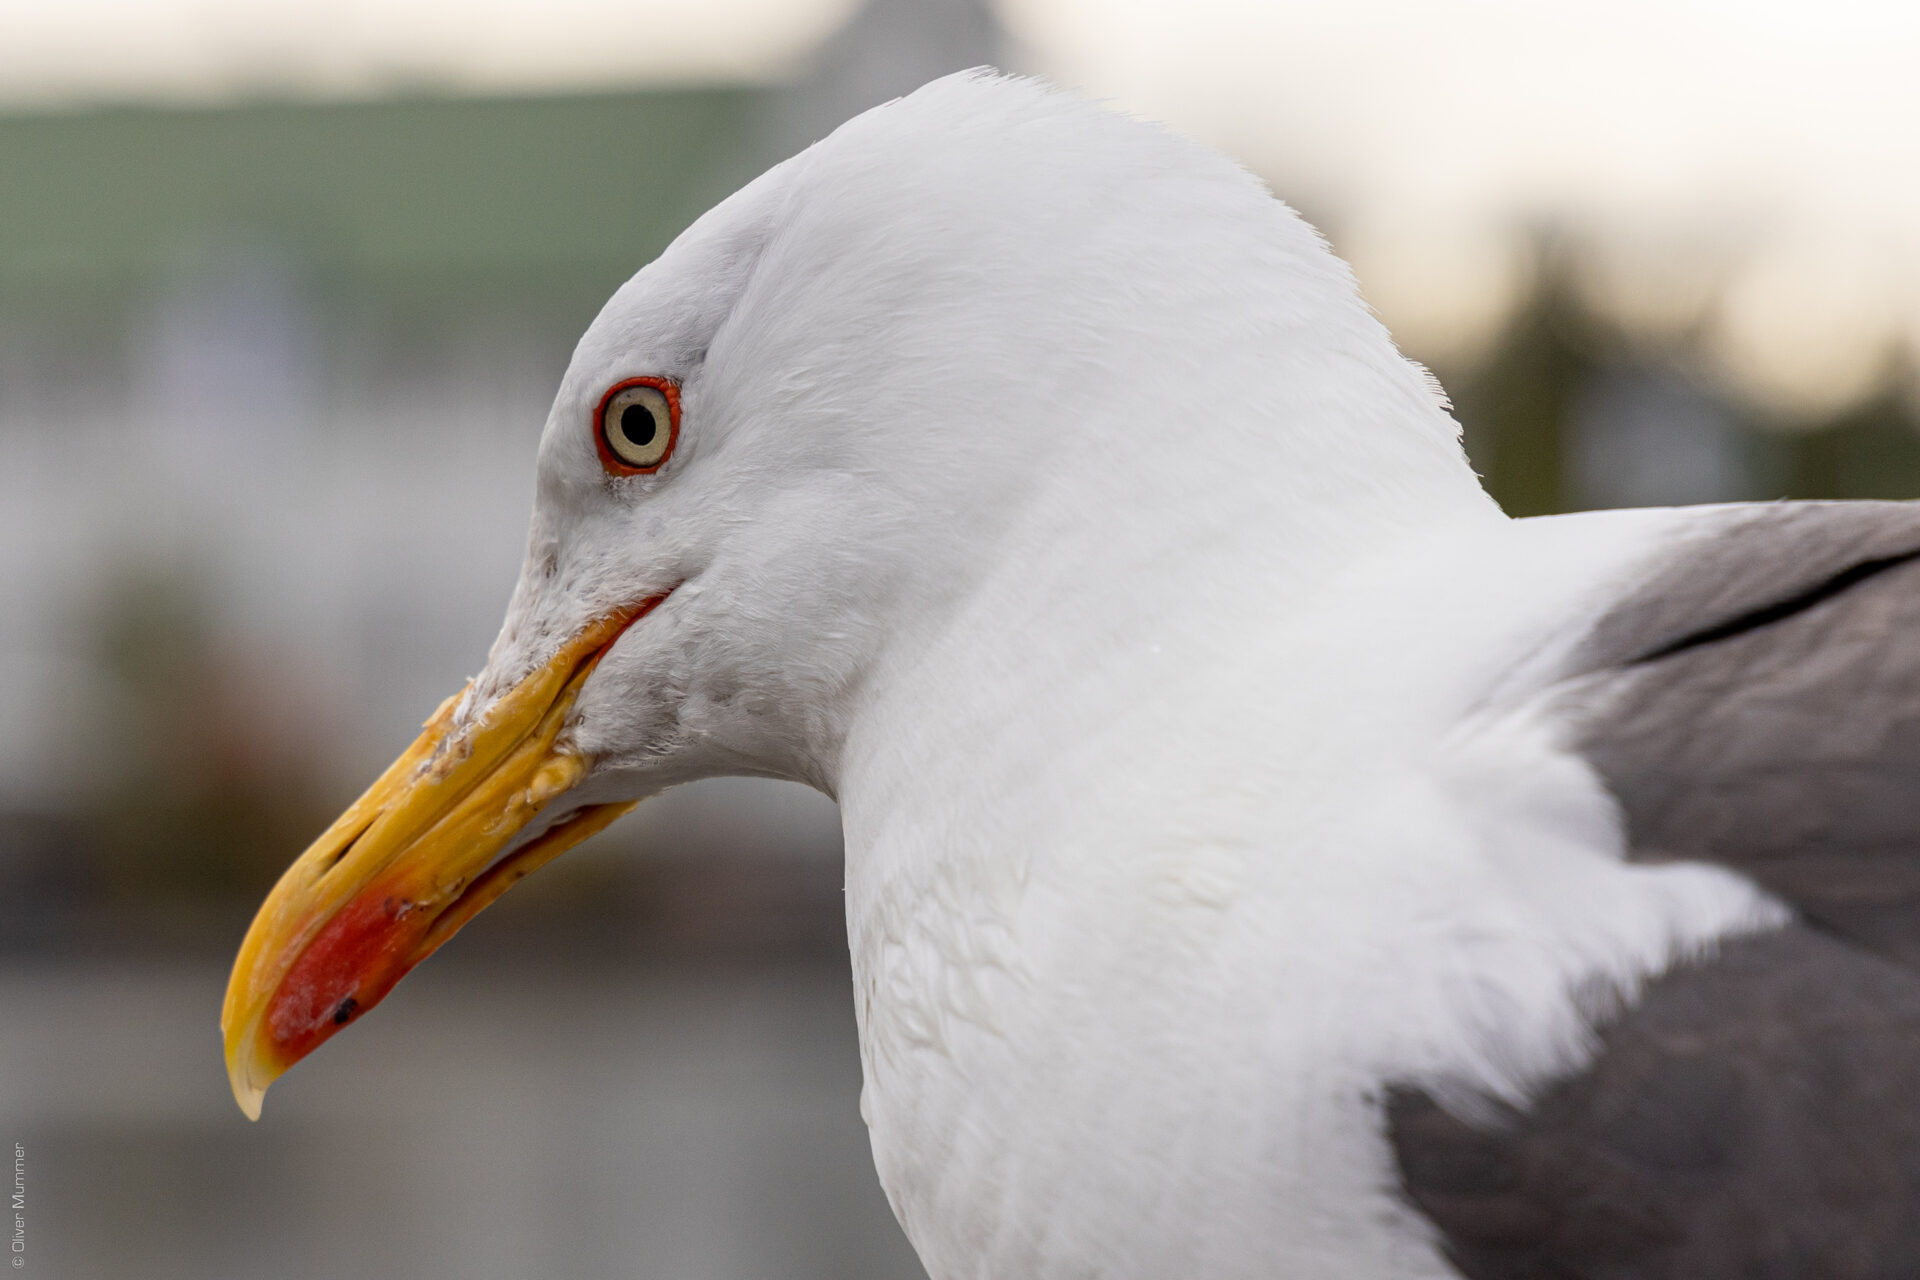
[3,0,1918,1275]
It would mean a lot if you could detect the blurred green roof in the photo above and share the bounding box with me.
[0,88,772,289]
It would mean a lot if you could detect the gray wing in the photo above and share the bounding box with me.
[1390,501,1920,1280]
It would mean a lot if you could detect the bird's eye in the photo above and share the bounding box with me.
[595,378,679,474]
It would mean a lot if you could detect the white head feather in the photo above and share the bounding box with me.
[473,70,1485,810]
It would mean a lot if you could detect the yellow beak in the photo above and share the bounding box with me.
[221,598,661,1120]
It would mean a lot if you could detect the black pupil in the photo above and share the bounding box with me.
[619,402,658,447]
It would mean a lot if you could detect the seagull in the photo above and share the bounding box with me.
[222,71,1920,1278]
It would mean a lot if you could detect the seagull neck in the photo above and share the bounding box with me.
[831,437,1500,908]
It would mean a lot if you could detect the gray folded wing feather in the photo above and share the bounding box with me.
[1390,500,1920,1280]
[1577,501,1920,968]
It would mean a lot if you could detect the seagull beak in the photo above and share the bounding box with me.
[221,598,662,1120]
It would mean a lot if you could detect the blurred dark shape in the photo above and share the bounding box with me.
[93,564,299,880]
[1442,235,1920,518]
[1449,248,1597,516]
[75,558,338,949]
[0,810,92,956]
[1778,380,1920,501]
[1568,365,1747,510]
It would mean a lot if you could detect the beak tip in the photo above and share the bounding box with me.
[232,1077,266,1121]
[226,1038,272,1121]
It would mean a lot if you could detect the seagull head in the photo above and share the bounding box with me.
[222,71,1475,1117]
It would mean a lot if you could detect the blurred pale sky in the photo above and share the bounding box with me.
[2,0,1917,413]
